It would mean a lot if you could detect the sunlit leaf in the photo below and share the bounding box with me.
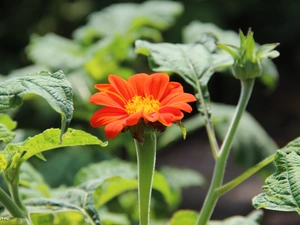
[0,124,16,144]
[18,128,107,162]
[253,137,300,213]
[135,39,214,116]
[170,210,198,225]
[0,70,73,139]
[98,208,130,225]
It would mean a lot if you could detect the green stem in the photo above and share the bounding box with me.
[134,130,156,225]
[196,79,255,225]
[216,154,275,196]
[0,187,25,219]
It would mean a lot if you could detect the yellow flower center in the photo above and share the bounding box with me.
[125,95,161,115]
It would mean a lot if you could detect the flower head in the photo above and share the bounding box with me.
[90,73,196,142]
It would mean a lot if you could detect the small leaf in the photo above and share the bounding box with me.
[253,137,300,213]
[0,70,73,140]
[170,210,198,225]
[0,123,16,144]
[0,114,17,131]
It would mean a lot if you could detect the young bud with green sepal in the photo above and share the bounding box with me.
[217,28,280,80]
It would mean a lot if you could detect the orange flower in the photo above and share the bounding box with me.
[90,73,196,141]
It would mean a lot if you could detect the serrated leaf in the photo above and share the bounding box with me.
[135,39,214,116]
[0,124,16,144]
[0,70,73,140]
[24,188,101,225]
[170,210,198,225]
[18,128,107,162]
[252,137,300,213]
[27,34,85,71]
[75,159,176,207]
[182,21,279,89]
[73,1,183,42]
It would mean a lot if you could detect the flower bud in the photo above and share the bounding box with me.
[217,28,279,80]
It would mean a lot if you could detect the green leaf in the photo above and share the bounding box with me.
[98,208,130,225]
[253,137,300,213]
[209,210,263,225]
[170,210,198,225]
[75,159,176,207]
[0,218,28,225]
[0,114,17,131]
[0,70,73,140]
[19,128,107,162]
[19,162,51,199]
[135,39,214,116]
[24,188,101,225]
[27,34,85,71]
[73,1,183,42]
[0,124,16,144]
[93,176,138,208]
[160,166,205,189]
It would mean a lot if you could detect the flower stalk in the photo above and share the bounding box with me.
[196,78,255,225]
[134,129,157,225]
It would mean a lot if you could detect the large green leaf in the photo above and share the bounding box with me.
[0,70,73,139]
[24,187,101,225]
[169,210,198,225]
[135,39,214,116]
[0,128,107,171]
[73,1,183,43]
[75,159,176,207]
[182,21,279,89]
[27,34,85,71]
[253,137,300,213]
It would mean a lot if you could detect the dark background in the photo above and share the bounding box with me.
[1,0,300,224]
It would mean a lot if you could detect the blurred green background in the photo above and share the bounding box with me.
[1,0,300,224]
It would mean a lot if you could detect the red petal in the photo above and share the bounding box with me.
[145,73,169,100]
[104,120,126,139]
[108,75,136,101]
[90,107,127,127]
[128,73,149,96]
[90,92,126,108]
[125,111,142,126]
[158,107,184,125]
[161,92,196,106]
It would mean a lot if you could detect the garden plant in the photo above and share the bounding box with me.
[0,1,299,225]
